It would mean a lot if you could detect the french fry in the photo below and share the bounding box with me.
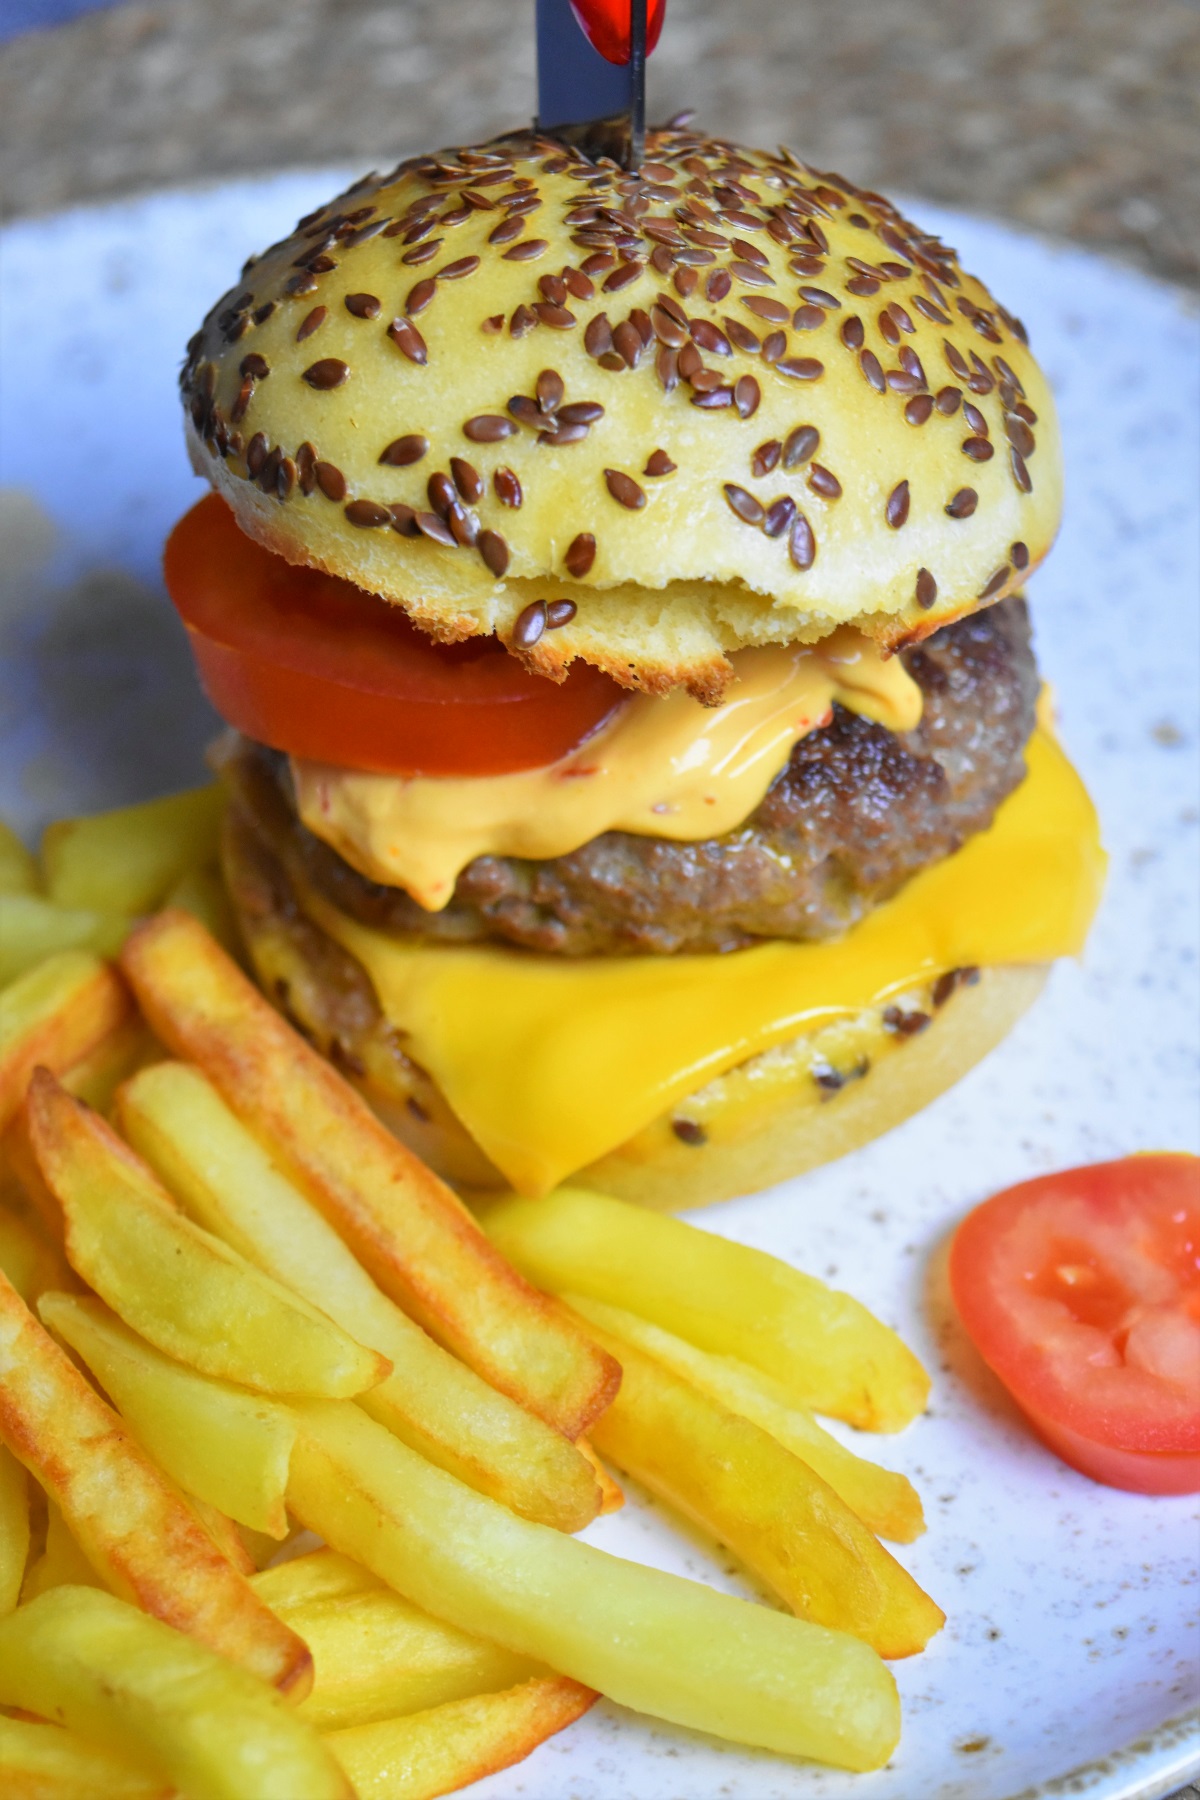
[0,1716,167,1799]
[253,1548,379,1609]
[0,1266,311,1695]
[569,1295,924,1542]
[118,1061,601,1531]
[254,1551,542,1730]
[0,894,130,987]
[0,1586,352,1800]
[1,1014,156,1255]
[21,1498,106,1603]
[564,1300,943,1658]
[326,1675,597,1800]
[576,1435,625,1513]
[164,863,240,956]
[0,1202,75,1306]
[191,1497,259,1577]
[57,1016,162,1115]
[1,1105,66,1249]
[0,951,133,1133]
[120,912,618,1438]
[0,821,38,896]
[288,1399,901,1771]
[40,1292,296,1537]
[238,1520,300,1572]
[41,785,224,916]
[28,1071,389,1400]
[0,1445,28,1615]
[480,1186,930,1432]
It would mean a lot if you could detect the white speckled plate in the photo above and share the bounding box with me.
[1,176,1197,1800]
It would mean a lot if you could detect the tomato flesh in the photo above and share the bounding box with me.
[949,1154,1200,1494]
[164,494,626,777]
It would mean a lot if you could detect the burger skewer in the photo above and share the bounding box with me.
[536,0,652,169]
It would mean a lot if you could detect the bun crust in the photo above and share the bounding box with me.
[185,126,1060,701]
[576,964,1047,1208]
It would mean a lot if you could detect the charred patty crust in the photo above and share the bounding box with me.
[230,597,1039,957]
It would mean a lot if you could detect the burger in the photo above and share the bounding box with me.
[167,122,1104,1208]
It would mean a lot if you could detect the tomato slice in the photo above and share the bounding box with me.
[163,494,626,777]
[949,1155,1200,1494]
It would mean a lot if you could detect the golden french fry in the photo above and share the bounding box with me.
[28,1071,389,1400]
[576,1436,624,1514]
[288,1399,901,1771]
[1,1012,156,1257]
[254,1552,542,1731]
[0,1202,76,1307]
[164,864,241,957]
[253,1548,380,1610]
[0,1586,351,1800]
[21,1498,106,1603]
[0,822,38,896]
[0,895,130,987]
[566,1299,943,1659]
[0,951,133,1133]
[41,786,224,916]
[0,1716,167,1799]
[120,912,619,1438]
[40,1292,296,1538]
[190,1497,259,1577]
[238,1521,298,1572]
[0,1445,28,1615]
[326,1675,598,1800]
[0,1266,311,1695]
[569,1295,924,1542]
[480,1186,930,1432]
[1,1105,66,1248]
[57,1017,162,1115]
[118,1061,600,1532]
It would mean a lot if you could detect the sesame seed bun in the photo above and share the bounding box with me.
[184,125,1061,700]
[221,794,1047,1207]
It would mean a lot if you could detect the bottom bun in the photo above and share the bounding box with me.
[574,963,1046,1208]
[222,800,1046,1209]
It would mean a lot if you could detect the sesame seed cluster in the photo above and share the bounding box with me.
[182,122,1061,701]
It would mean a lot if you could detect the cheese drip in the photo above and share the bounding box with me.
[305,729,1105,1196]
[292,628,922,911]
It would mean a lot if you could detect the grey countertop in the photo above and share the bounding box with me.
[1,0,1198,287]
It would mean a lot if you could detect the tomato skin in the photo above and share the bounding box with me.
[164,494,626,777]
[949,1154,1200,1495]
[1019,1401,1200,1496]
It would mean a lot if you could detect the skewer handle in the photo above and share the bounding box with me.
[535,0,648,169]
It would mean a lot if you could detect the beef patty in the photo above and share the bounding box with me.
[232,597,1039,957]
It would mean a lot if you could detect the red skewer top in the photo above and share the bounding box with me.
[569,0,666,66]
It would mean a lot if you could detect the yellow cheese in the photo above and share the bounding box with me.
[308,729,1104,1196]
[291,629,922,910]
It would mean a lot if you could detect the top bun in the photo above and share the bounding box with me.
[183,124,1060,702]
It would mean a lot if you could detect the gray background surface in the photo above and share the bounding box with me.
[1,0,1198,288]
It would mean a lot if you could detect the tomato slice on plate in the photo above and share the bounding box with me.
[164,494,626,777]
[949,1155,1200,1494]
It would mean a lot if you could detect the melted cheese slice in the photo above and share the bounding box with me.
[292,629,922,910]
[307,729,1104,1196]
